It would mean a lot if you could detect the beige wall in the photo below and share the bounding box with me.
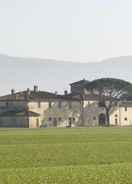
[1,98,132,128]
[28,102,49,115]
[83,100,97,108]
[110,106,132,126]
[29,117,41,128]
[28,100,81,127]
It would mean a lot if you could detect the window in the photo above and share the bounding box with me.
[115,114,118,117]
[58,117,62,121]
[72,117,75,121]
[53,118,57,127]
[6,101,9,107]
[38,102,41,108]
[115,118,118,125]
[124,117,127,121]
[48,117,52,121]
[69,102,72,109]
[58,101,62,108]
[36,119,39,128]
[49,102,52,108]
[125,107,127,111]
[93,116,96,120]
[68,117,72,127]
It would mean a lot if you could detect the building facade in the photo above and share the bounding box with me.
[0,82,132,128]
[0,86,82,128]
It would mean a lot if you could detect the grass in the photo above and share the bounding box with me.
[0,128,132,183]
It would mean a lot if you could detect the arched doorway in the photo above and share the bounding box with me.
[53,118,57,127]
[99,113,106,126]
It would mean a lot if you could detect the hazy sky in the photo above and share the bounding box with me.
[0,0,132,62]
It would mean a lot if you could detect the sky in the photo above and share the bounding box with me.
[0,0,132,62]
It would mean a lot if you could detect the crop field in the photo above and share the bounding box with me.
[0,128,132,184]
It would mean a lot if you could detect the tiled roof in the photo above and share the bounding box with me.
[70,79,89,86]
[0,90,80,101]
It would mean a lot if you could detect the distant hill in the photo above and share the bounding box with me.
[0,54,132,95]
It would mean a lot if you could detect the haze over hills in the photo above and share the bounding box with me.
[0,54,132,95]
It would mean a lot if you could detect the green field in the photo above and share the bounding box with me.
[1,128,132,183]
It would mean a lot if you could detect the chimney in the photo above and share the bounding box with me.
[11,89,15,95]
[55,91,58,95]
[25,88,31,100]
[27,88,30,95]
[11,89,16,100]
[34,85,38,93]
[64,90,68,96]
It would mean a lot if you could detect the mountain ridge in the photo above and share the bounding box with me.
[1,54,132,64]
[0,54,132,95]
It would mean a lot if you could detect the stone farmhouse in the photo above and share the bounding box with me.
[0,80,131,128]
